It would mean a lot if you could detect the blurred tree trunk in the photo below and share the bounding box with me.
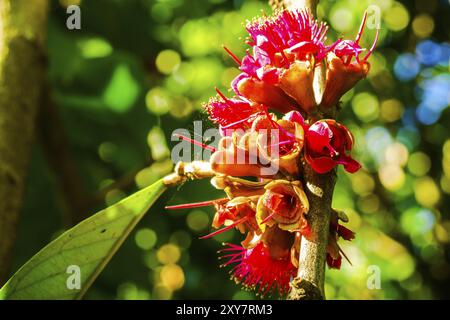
[0,0,49,285]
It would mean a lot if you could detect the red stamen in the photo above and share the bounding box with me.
[220,112,259,130]
[165,198,228,210]
[363,27,380,61]
[267,28,289,67]
[173,133,216,152]
[338,244,353,266]
[261,107,296,145]
[344,56,352,66]
[269,139,293,148]
[325,142,339,158]
[313,23,323,41]
[261,9,267,18]
[261,107,277,128]
[329,38,342,51]
[215,87,230,103]
[218,243,244,252]
[260,211,277,225]
[223,46,242,65]
[199,216,249,240]
[355,11,368,45]
[218,242,296,297]
[219,252,243,266]
[343,11,369,65]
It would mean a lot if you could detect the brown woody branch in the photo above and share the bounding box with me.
[278,0,337,300]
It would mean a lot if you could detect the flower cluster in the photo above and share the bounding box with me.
[231,9,378,114]
[168,8,377,297]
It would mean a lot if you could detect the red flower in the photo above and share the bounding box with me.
[206,197,261,238]
[170,8,371,294]
[245,9,332,67]
[332,11,379,64]
[326,210,355,269]
[326,254,342,269]
[209,111,305,177]
[256,180,309,232]
[251,111,305,157]
[219,242,297,297]
[204,90,263,133]
[335,223,356,241]
[304,119,361,174]
[228,9,339,114]
[321,11,380,108]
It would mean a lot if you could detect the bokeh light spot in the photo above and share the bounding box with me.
[117,282,150,300]
[186,210,210,231]
[380,99,404,122]
[157,244,181,265]
[146,87,172,115]
[407,152,431,176]
[384,2,410,31]
[351,92,379,123]
[179,20,220,57]
[415,102,442,125]
[169,97,193,119]
[412,14,434,38]
[78,37,112,59]
[435,224,450,243]
[351,171,375,195]
[330,7,353,32]
[384,142,409,167]
[170,230,192,249]
[358,194,380,214]
[440,176,450,194]
[153,284,173,300]
[379,164,405,191]
[151,3,174,23]
[401,207,436,236]
[394,54,420,81]
[98,142,117,162]
[144,251,159,270]
[103,64,140,113]
[160,264,185,291]
[414,177,440,207]
[147,126,170,161]
[156,50,181,75]
[366,127,393,164]
[135,228,157,250]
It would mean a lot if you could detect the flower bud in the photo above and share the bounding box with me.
[304,119,361,174]
[321,52,369,108]
[233,75,298,113]
[278,56,317,113]
[256,180,309,232]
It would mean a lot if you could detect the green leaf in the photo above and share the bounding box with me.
[0,179,167,300]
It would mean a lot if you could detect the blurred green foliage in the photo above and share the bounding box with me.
[12,0,450,300]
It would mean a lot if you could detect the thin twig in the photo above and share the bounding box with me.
[39,86,89,226]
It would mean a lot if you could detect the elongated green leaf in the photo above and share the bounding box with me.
[0,179,167,300]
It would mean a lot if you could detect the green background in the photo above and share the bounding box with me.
[11,0,450,299]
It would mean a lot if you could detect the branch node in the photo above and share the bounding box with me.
[288,277,324,300]
[163,161,214,187]
[306,181,324,197]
